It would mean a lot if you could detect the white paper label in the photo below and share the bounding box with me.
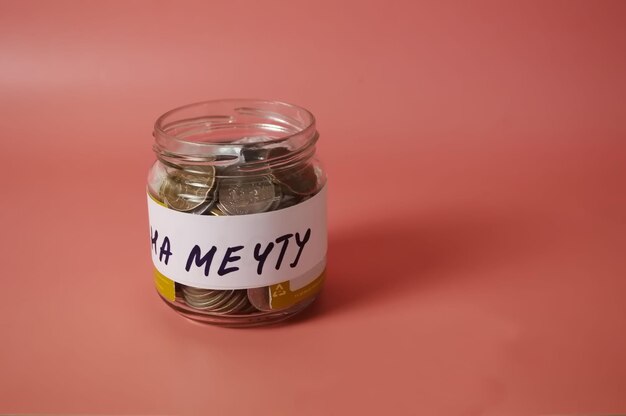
[147,185,327,289]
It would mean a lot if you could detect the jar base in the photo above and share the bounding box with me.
[157,291,318,328]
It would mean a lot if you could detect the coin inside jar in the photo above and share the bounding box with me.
[160,165,216,212]
[216,175,281,215]
[147,162,168,203]
[275,163,319,196]
[246,287,272,311]
[264,147,319,197]
[205,206,226,216]
[233,136,272,163]
[181,286,258,314]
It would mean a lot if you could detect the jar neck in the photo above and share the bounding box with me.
[152,100,318,174]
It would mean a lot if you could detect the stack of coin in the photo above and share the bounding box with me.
[181,287,257,314]
[157,144,320,314]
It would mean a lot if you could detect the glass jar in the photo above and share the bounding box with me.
[146,99,327,327]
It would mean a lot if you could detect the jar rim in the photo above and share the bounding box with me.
[154,98,316,149]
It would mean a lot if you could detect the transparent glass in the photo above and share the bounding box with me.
[147,99,326,327]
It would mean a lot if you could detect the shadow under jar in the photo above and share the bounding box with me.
[146,99,327,327]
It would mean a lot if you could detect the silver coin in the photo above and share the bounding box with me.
[181,289,221,298]
[160,165,216,212]
[187,289,233,303]
[148,162,168,201]
[182,290,225,301]
[219,291,256,315]
[189,296,232,310]
[181,287,219,295]
[266,182,287,211]
[184,290,233,309]
[216,176,280,215]
[182,287,256,315]
[181,286,221,296]
[240,303,259,314]
[231,293,255,314]
[181,286,226,300]
[265,146,319,197]
[211,291,247,313]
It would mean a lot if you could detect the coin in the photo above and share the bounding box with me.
[264,147,319,196]
[275,163,319,196]
[216,176,280,215]
[183,288,233,309]
[205,206,226,216]
[211,290,248,314]
[268,185,285,211]
[242,148,270,163]
[189,200,215,215]
[181,285,258,314]
[160,166,216,212]
[247,286,272,311]
[148,162,168,203]
[274,194,304,211]
[229,136,273,163]
[182,287,224,300]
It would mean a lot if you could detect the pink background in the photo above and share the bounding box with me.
[1,1,626,414]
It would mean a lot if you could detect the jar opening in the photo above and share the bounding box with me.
[154,99,316,152]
